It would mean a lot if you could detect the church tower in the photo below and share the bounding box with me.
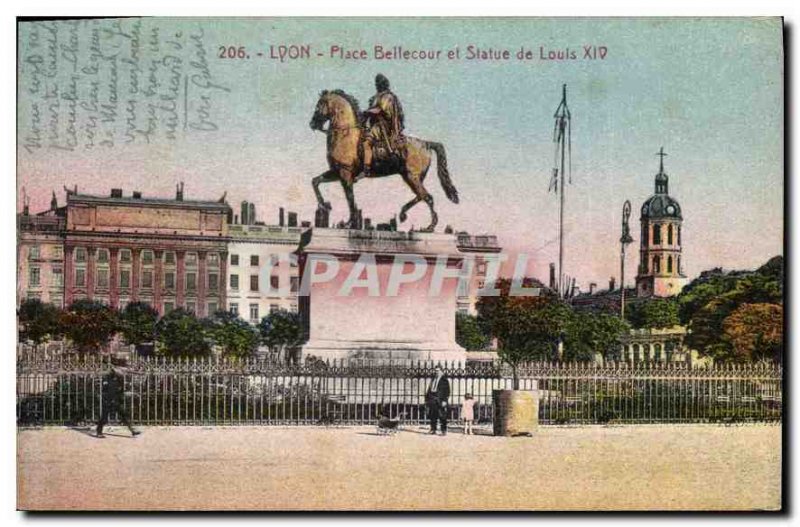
[635,148,687,297]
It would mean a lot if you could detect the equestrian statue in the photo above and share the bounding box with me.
[309,74,459,232]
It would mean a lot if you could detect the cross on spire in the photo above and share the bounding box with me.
[656,146,667,174]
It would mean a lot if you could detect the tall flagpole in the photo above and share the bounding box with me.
[551,84,571,298]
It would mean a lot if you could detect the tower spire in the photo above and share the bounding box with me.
[656,146,667,175]
[655,146,669,195]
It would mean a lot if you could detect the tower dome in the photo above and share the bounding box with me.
[635,147,687,298]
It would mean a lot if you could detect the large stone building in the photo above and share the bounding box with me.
[63,187,231,316]
[635,148,687,297]
[227,222,303,324]
[455,232,502,316]
[17,193,66,307]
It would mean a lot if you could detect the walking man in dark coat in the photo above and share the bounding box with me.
[426,366,450,435]
[96,362,139,438]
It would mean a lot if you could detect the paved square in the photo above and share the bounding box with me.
[17,424,781,511]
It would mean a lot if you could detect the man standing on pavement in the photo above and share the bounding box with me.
[426,366,450,436]
[96,359,140,439]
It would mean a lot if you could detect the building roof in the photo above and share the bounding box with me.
[67,191,230,211]
[641,193,682,220]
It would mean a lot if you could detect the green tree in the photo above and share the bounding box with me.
[679,256,783,361]
[155,308,211,358]
[477,278,570,388]
[564,311,630,362]
[17,299,63,347]
[60,299,119,355]
[722,303,783,363]
[119,301,159,353]
[455,312,490,350]
[259,309,305,363]
[204,311,260,357]
[626,298,679,329]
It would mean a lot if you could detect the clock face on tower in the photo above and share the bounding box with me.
[666,205,675,215]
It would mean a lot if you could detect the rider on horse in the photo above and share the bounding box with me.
[361,74,406,178]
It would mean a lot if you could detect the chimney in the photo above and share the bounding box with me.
[287,212,298,227]
[279,207,285,227]
[364,218,373,230]
[176,182,184,201]
[589,282,597,294]
[389,216,397,231]
[549,263,556,290]
[132,191,142,199]
[249,203,256,224]
[111,188,123,198]
[240,201,249,225]
[609,277,616,291]
[50,191,58,210]
[234,214,239,224]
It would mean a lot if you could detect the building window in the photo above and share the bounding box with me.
[269,254,280,267]
[231,254,239,266]
[642,225,649,246]
[97,249,109,263]
[677,256,681,275]
[208,273,219,291]
[164,301,174,314]
[249,303,259,323]
[75,247,87,263]
[29,245,40,260]
[52,267,63,287]
[250,255,259,267]
[654,344,663,362]
[270,275,280,291]
[289,302,298,313]
[164,271,176,290]
[53,246,63,260]
[164,251,176,265]
[230,274,239,290]
[476,261,487,276]
[75,268,86,287]
[207,253,220,266]
[185,252,198,266]
[230,302,239,316]
[667,256,673,273]
[142,250,154,265]
[29,267,41,287]
[250,274,259,292]
[652,224,661,245]
[653,256,661,274]
[207,302,218,315]
[667,224,674,245]
[97,269,109,288]
[677,226,681,246]
[270,304,279,313]
[142,270,153,289]
[119,270,131,289]
[290,276,299,293]
[120,249,132,263]
[186,301,196,313]
[186,272,197,292]
[27,291,41,300]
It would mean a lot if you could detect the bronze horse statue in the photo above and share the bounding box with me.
[309,90,459,232]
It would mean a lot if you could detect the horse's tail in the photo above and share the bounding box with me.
[424,140,459,204]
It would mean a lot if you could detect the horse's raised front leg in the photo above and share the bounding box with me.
[398,196,421,224]
[340,175,360,229]
[312,170,337,211]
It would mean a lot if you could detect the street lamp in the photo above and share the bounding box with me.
[620,200,634,320]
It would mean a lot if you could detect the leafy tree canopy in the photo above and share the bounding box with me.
[722,303,783,363]
[155,308,211,358]
[259,309,305,350]
[626,298,680,329]
[119,301,159,347]
[455,312,491,351]
[204,311,260,357]
[60,299,119,354]
[18,299,63,346]
[564,311,630,362]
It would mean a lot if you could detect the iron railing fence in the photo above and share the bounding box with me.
[17,355,782,427]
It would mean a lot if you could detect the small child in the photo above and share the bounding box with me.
[461,393,476,435]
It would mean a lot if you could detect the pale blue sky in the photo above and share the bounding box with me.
[17,17,783,289]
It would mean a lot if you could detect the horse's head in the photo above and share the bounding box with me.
[310,90,361,131]
[310,90,332,131]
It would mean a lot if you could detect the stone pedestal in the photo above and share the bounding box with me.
[298,228,467,363]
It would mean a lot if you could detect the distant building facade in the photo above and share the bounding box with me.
[455,232,502,316]
[63,187,231,316]
[17,194,66,307]
[226,223,303,324]
[636,149,687,297]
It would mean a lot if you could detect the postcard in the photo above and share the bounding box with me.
[16,17,783,511]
